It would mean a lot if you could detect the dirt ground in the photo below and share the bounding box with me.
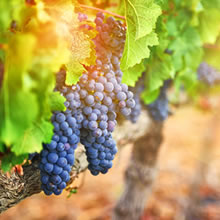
[1,99,220,220]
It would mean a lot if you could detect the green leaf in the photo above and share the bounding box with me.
[121,0,161,85]
[11,119,53,155]
[147,55,175,92]
[0,90,38,145]
[126,0,162,40]
[122,62,146,86]
[0,142,5,153]
[141,87,160,104]
[0,0,25,33]
[66,30,96,85]
[121,31,159,70]
[49,91,66,112]
[168,27,202,71]
[66,61,86,85]
[1,153,27,172]
[204,37,220,70]
[198,8,220,44]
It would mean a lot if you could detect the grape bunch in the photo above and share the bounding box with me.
[78,12,135,175]
[39,12,136,195]
[127,77,171,123]
[197,62,220,85]
[147,81,170,121]
[39,99,82,195]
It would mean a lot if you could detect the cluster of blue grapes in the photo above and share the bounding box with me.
[39,12,135,195]
[146,80,171,121]
[78,12,135,175]
[39,87,82,195]
[197,62,220,85]
[127,77,170,123]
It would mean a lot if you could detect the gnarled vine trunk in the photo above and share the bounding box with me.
[113,120,163,220]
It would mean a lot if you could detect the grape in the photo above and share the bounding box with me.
[88,121,98,130]
[103,96,112,106]
[58,182,67,190]
[83,106,92,115]
[120,107,131,116]
[47,153,58,163]
[85,95,95,105]
[117,92,126,101]
[94,92,104,101]
[50,175,62,185]
[88,113,98,121]
[53,165,63,175]
[44,163,54,173]
[78,13,88,22]
[57,157,67,167]
[197,62,220,85]
[56,113,66,122]
[95,83,104,92]
[60,136,68,143]
[41,174,49,185]
[104,82,114,92]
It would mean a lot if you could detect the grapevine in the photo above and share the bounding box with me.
[38,12,136,195]
[0,0,220,214]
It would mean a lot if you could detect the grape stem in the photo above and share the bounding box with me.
[79,4,125,20]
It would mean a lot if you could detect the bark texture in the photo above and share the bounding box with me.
[0,110,151,214]
[0,147,88,214]
[113,120,164,220]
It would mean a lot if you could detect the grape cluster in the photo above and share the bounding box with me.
[127,76,171,123]
[39,12,136,195]
[39,84,83,196]
[78,12,135,175]
[39,108,82,195]
[197,62,220,85]
[147,81,170,121]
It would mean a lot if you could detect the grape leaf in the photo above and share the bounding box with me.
[0,142,5,153]
[147,55,175,92]
[0,89,38,146]
[121,0,161,86]
[204,37,220,70]
[0,0,25,32]
[198,8,220,44]
[66,30,96,85]
[127,0,162,40]
[49,91,66,112]
[1,153,27,172]
[11,119,53,155]
[141,87,160,104]
[122,62,145,86]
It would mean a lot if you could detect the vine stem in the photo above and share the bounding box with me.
[79,4,125,20]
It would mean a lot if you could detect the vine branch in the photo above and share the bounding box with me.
[79,4,125,20]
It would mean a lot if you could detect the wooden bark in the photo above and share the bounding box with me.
[113,119,163,220]
[0,147,88,214]
[0,110,151,214]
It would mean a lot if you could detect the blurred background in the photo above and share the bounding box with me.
[1,95,220,220]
